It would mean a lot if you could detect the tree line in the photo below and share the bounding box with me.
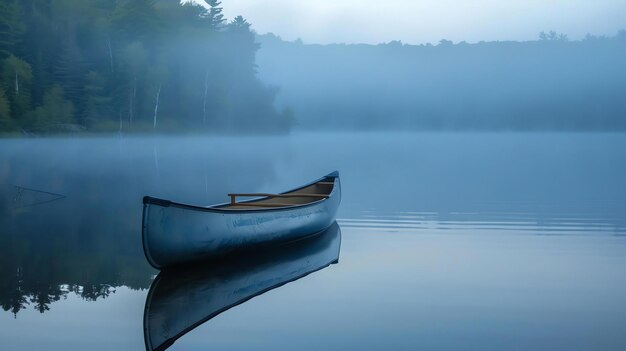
[0,0,293,134]
[257,31,626,131]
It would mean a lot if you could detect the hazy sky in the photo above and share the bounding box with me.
[191,0,626,44]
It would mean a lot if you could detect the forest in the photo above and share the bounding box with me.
[257,31,626,131]
[0,0,293,134]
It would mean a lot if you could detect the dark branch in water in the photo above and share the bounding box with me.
[12,185,66,209]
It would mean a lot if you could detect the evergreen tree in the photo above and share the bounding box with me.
[0,87,11,130]
[0,1,22,59]
[205,0,225,30]
[112,0,158,43]
[53,37,86,122]
[225,16,259,77]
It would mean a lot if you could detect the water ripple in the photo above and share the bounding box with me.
[338,211,626,235]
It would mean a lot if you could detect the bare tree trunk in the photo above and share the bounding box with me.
[129,77,136,128]
[153,84,162,129]
[15,70,19,96]
[106,37,114,72]
[203,70,209,126]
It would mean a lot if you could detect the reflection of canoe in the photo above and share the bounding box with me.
[142,172,340,269]
[143,222,341,351]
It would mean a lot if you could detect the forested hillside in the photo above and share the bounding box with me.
[257,32,626,131]
[0,0,292,133]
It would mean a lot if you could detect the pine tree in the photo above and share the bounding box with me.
[226,16,259,75]
[112,0,158,43]
[53,37,86,123]
[205,0,225,30]
[0,87,11,130]
[0,1,22,59]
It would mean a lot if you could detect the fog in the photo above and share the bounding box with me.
[1,1,625,134]
[257,32,626,131]
[211,0,626,44]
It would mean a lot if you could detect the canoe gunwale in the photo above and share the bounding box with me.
[142,171,339,214]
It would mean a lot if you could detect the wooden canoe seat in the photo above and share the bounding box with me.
[226,179,334,208]
[228,193,328,205]
[227,203,298,208]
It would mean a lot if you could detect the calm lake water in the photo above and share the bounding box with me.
[1,132,625,350]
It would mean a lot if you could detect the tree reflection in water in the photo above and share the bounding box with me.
[0,137,284,316]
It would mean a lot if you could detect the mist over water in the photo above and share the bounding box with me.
[1,132,625,350]
[2,133,625,232]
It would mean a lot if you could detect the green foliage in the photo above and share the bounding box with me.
[1,55,32,123]
[29,85,75,131]
[0,88,11,130]
[0,1,23,59]
[2,55,32,85]
[112,0,159,42]
[0,0,288,134]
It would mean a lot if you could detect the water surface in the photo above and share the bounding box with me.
[1,132,625,350]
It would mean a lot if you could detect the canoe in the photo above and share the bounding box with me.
[143,222,341,351]
[142,171,341,269]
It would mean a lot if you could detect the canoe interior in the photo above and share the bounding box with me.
[219,177,336,210]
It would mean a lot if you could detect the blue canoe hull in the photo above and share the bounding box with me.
[142,172,341,269]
